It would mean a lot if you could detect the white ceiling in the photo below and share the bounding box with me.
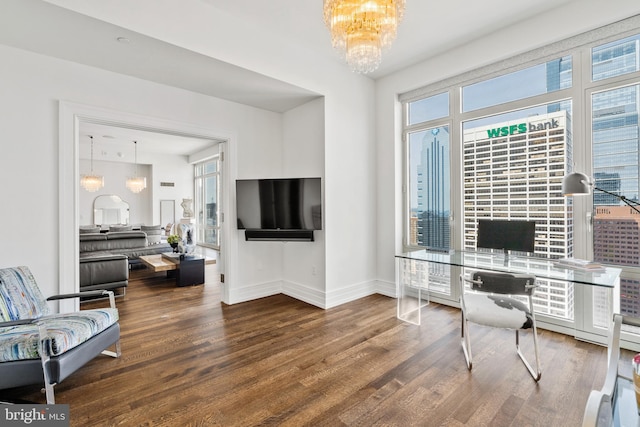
[198,0,575,78]
[79,123,218,160]
[0,0,580,155]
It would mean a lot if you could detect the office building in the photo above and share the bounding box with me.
[462,111,574,319]
[416,127,451,250]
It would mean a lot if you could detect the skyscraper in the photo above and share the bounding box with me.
[462,111,574,319]
[416,127,450,250]
[590,36,640,316]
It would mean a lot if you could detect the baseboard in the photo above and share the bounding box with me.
[225,279,395,310]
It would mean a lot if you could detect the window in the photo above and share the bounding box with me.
[592,34,640,81]
[194,151,221,249]
[462,56,572,112]
[591,82,640,318]
[401,18,640,343]
[407,126,450,251]
[407,92,448,125]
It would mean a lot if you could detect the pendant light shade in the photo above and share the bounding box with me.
[80,135,104,192]
[126,140,147,193]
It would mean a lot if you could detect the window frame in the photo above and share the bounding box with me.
[400,16,640,345]
[194,154,221,250]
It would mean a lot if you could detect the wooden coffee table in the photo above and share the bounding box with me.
[139,253,216,272]
[139,253,216,286]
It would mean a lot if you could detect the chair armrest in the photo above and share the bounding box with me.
[47,290,111,300]
[601,314,623,398]
[0,319,36,327]
[582,390,612,427]
[47,290,117,309]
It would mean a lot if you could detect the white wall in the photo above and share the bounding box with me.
[79,152,194,227]
[43,0,381,309]
[0,44,285,303]
[282,98,326,306]
[374,1,640,290]
[150,152,196,226]
[79,160,151,226]
[3,0,397,311]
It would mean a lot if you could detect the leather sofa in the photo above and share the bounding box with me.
[80,231,171,267]
[79,230,172,292]
[80,254,128,293]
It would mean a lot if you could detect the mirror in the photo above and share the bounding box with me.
[160,200,175,228]
[94,195,130,226]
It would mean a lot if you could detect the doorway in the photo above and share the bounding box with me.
[59,101,231,311]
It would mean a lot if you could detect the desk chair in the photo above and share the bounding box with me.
[459,270,541,381]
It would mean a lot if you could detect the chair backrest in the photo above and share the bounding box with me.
[0,266,50,321]
[469,271,536,296]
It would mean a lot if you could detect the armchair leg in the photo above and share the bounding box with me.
[42,383,56,405]
[101,339,122,358]
[37,323,56,404]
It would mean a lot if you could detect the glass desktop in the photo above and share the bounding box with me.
[395,249,622,326]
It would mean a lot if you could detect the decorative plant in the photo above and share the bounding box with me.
[167,234,181,244]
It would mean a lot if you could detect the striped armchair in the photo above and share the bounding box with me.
[0,266,121,404]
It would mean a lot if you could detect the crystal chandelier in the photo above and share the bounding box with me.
[323,0,405,74]
[126,141,147,193]
[80,135,104,192]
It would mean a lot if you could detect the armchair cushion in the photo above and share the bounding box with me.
[0,265,121,404]
[0,266,50,321]
[0,308,118,361]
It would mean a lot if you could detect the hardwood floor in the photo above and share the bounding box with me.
[2,265,623,426]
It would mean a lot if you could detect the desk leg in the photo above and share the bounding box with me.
[396,258,429,325]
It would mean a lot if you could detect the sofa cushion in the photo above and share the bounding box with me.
[79,226,101,234]
[0,308,119,361]
[79,254,129,290]
[109,225,132,232]
[116,245,172,260]
[0,266,50,321]
[79,233,110,253]
[141,225,163,245]
[79,230,171,263]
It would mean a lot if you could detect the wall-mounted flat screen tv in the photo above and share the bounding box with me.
[236,178,322,230]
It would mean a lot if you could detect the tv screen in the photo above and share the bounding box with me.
[476,219,536,254]
[236,178,322,230]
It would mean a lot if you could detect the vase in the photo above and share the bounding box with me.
[170,242,179,253]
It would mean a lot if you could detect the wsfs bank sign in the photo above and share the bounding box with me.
[486,118,560,138]
[1,405,69,426]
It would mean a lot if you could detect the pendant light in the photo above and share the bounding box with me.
[126,140,146,193]
[80,135,104,192]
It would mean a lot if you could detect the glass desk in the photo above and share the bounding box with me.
[395,249,622,325]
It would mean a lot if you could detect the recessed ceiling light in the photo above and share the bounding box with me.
[116,37,131,44]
